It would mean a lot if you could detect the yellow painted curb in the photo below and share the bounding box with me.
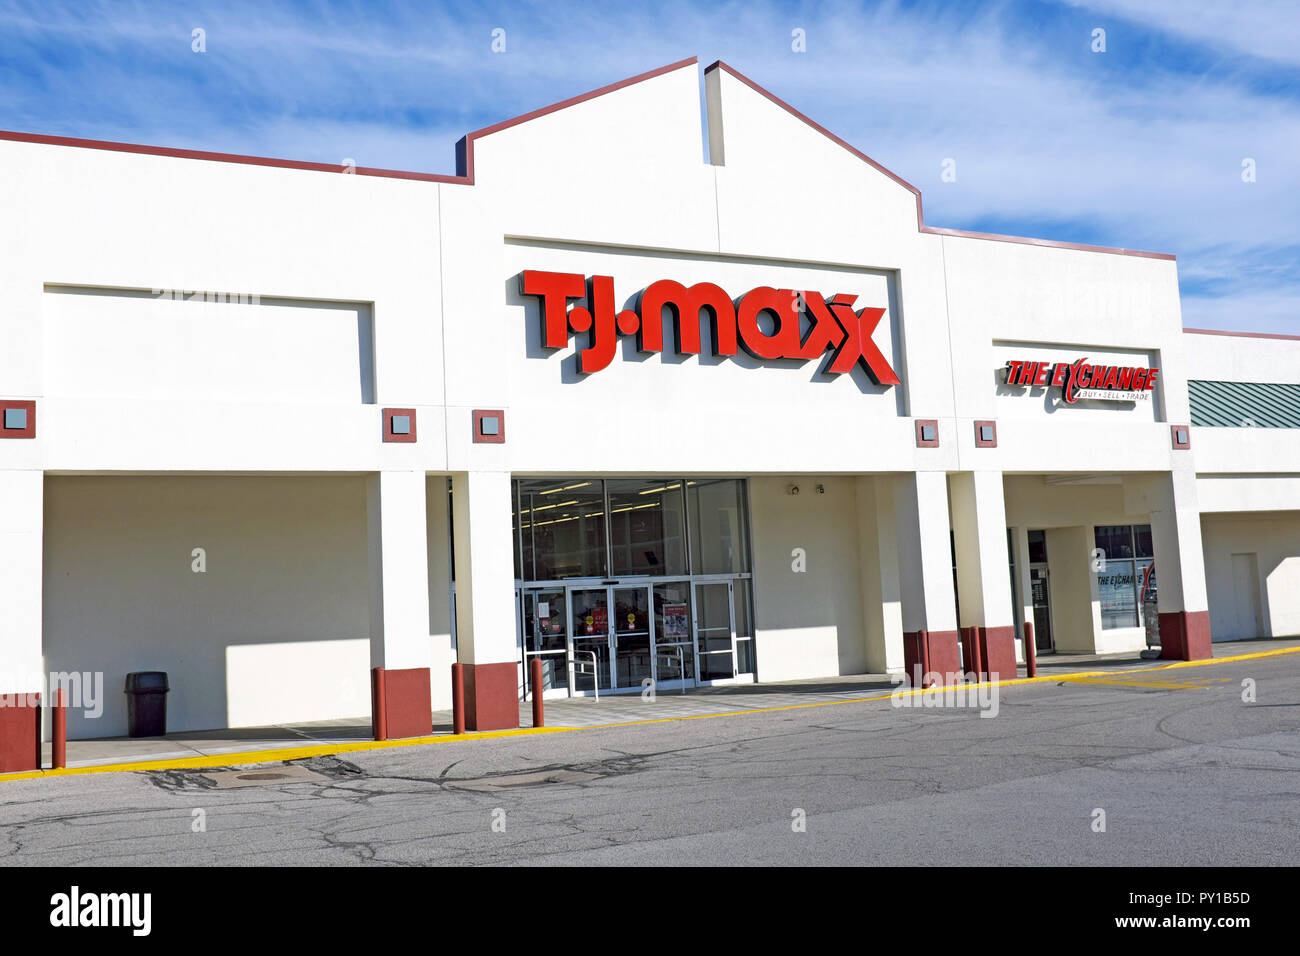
[1143,643,1300,670]
[3,642,1296,783]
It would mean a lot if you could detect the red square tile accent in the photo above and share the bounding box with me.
[1171,425,1191,449]
[383,408,417,443]
[974,420,997,448]
[915,419,939,448]
[0,400,35,439]
[473,409,506,444]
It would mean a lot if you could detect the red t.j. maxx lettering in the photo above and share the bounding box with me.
[520,270,901,385]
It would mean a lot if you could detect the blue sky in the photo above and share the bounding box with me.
[1,0,1297,333]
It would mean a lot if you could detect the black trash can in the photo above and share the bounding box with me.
[124,672,169,738]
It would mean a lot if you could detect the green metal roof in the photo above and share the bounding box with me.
[1189,380,1300,428]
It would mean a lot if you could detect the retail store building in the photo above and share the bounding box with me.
[3,58,1299,771]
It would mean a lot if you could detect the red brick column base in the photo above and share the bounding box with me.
[978,626,1018,681]
[903,630,961,685]
[0,692,41,773]
[1159,611,1212,661]
[463,662,520,731]
[370,667,432,740]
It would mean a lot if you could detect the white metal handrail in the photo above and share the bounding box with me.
[523,648,567,700]
[655,645,687,695]
[570,649,601,702]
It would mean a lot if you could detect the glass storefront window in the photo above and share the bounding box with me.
[518,479,607,580]
[1027,529,1048,564]
[1134,524,1154,559]
[688,479,751,574]
[1097,560,1139,629]
[1135,559,1155,626]
[608,479,687,577]
[513,477,755,583]
[1094,525,1135,561]
[732,578,752,639]
[510,482,521,579]
[1093,524,1156,630]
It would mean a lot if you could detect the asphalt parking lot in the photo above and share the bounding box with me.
[1,647,1297,866]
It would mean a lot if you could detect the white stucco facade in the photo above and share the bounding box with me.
[2,57,1296,763]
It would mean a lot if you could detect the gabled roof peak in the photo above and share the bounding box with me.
[0,55,1172,261]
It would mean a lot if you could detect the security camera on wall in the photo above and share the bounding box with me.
[788,484,800,496]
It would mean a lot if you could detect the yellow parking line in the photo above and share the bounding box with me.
[1056,676,1206,690]
[3,643,1297,783]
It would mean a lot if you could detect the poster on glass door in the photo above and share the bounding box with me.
[663,604,690,641]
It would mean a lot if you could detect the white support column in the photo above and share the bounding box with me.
[0,470,44,771]
[367,471,433,671]
[893,471,960,682]
[949,471,1018,678]
[1149,469,1209,616]
[366,470,435,738]
[949,472,1014,628]
[450,470,519,730]
[1135,466,1211,659]
[856,476,905,674]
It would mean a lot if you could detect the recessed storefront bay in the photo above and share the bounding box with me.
[514,478,754,696]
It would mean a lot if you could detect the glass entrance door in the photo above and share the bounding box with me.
[652,581,695,690]
[522,588,570,698]
[694,581,736,681]
[519,576,754,697]
[612,585,652,690]
[1030,565,1054,652]
[560,581,703,695]
[569,587,611,693]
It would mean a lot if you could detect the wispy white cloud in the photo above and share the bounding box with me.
[1059,0,1300,67]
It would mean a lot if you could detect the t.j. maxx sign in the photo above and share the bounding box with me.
[520,270,901,385]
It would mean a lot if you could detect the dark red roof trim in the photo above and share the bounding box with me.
[1183,327,1300,342]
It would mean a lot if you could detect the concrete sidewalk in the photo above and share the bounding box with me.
[40,717,376,770]
[36,637,1299,771]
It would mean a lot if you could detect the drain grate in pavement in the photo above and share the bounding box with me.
[203,765,328,788]
[446,769,600,792]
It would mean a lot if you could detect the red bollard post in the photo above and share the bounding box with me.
[1024,622,1038,678]
[53,687,67,770]
[530,658,544,728]
[451,662,466,736]
[371,667,387,741]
